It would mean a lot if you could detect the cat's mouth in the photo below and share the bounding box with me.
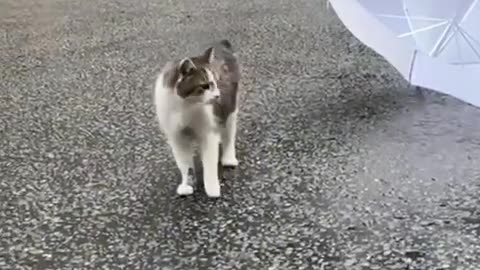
[206,96,220,104]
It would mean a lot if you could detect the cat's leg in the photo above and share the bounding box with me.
[168,134,195,196]
[221,110,239,167]
[200,133,221,197]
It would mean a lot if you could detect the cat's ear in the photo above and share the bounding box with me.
[178,58,196,76]
[203,47,215,63]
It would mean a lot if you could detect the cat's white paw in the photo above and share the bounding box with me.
[221,155,239,167]
[204,182,221,198]
[177,184,194,196]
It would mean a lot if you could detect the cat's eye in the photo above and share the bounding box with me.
[200,84,210,90]
[196,87,206,95]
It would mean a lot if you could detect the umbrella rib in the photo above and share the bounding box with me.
[456,25,480,62]
[430,21,455,57]
[376,14,444,22]
[459,0,479,25]
[436,27,457,56]
[398,20,449,38]
[455,26,463,64]
[408,50,417,84]
[430,0,477,58]
[460,27,480,49]
[451,61,480,65]
[403,0,415,42]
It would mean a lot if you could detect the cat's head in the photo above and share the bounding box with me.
[172,47,220,104]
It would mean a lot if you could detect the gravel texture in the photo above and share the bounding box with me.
[1,0,480,269]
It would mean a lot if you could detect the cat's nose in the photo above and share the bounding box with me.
[212,89,220,99]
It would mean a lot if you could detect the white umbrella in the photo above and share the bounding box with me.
[328,0,480,107]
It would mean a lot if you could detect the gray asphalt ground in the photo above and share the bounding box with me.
[1,0,480,269]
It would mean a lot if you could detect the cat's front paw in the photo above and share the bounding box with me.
[177,184,194,196]
[204,181,221,198]
[221,155,239,167]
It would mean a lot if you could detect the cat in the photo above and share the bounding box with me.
[154,40,241,198]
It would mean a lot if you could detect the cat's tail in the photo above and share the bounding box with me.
[219,39,234,52]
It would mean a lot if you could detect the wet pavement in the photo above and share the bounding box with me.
[1,0,480,269]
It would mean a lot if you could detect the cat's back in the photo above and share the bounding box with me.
[211,40,240,85]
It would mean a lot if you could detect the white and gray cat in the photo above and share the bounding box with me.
[154,40,241,198]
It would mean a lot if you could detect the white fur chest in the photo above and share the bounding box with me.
[170,105,215,132]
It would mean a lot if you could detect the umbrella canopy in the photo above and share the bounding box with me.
[328,0,480,107]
